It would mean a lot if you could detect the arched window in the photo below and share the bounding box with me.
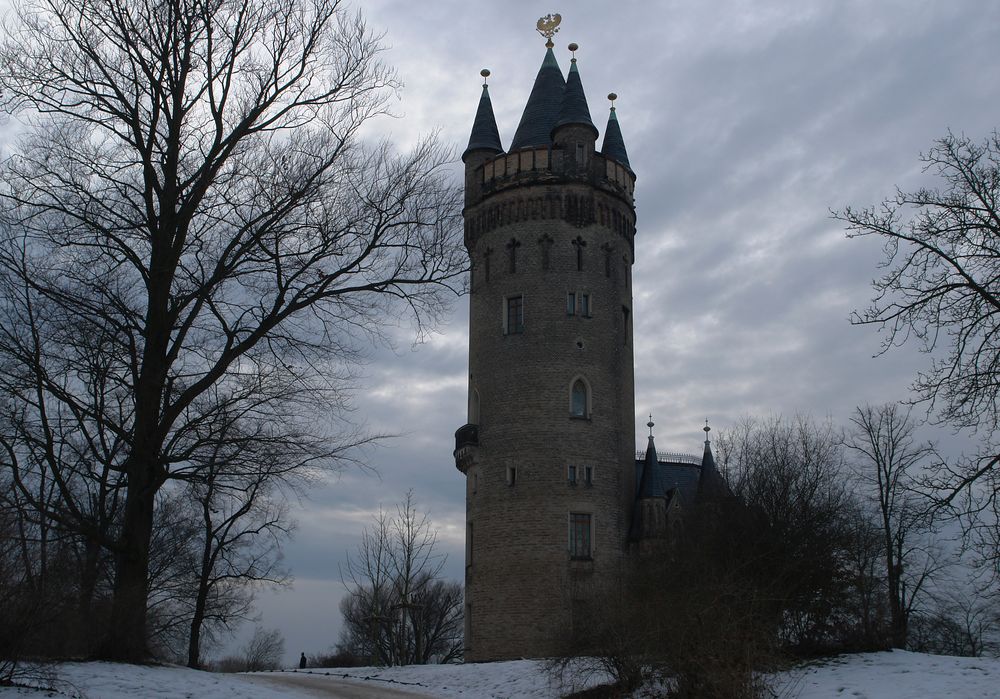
[469,388,480,425]
[570,378,589,418]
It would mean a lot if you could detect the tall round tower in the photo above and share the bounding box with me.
[454,25,637,661]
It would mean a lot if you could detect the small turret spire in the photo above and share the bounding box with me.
[462,68,503,162]
[551,43,597,138]
[601,93,631,168]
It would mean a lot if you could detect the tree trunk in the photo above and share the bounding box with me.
[188,493,216,669]
[886,542,905,648]
[102,460,157,662]
[187,587,207,669]
[78,538,102,653]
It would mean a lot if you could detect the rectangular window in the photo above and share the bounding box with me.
[506,465,517,487]
[622,306,631,345]
[567,292,576,315]
[506,296,524,334]
[568,464,577,485]
[569,512,592,559]
[584,465,593,486]
[581,294,590,317]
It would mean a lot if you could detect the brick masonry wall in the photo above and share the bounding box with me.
[459,142,637,661]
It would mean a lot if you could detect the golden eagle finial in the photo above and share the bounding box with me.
[536,13,562,48]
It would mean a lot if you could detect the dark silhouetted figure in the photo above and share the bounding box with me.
[299,652,307,669]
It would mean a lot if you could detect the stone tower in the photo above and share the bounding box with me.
[454,26,637,661]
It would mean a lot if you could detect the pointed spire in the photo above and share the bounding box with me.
[638,415,660,498]
[699,419,726,498]
[509,47,566,150]
[463,69,504,162]
[601,93,631,168]
[701,419,716,472]
[552,44,598,139]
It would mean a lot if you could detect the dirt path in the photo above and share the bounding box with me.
[242,672,439,699]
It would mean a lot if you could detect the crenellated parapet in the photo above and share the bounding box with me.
[464,148,636,251]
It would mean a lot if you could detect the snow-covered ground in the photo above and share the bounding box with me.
[1,651,998,698]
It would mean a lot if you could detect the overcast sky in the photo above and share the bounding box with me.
[252,0,1000,661]
[4,0,1000,663]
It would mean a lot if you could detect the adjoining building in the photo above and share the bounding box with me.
[454,17,721,662]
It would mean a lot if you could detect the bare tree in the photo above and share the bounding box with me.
[837,131,1000,493]
[843,503,890,648]
[716,414,858,652]
[844,403,940,648]
[340,491,462,665]
[241,626,286,672]
[0,0,463,662]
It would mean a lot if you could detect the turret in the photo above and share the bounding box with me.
[601,94,631,170]
[698,420,728,499]
[550,44,598,173]
[631,418,668,545]
[463,69,504,207]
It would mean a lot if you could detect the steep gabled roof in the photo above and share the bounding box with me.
[551,59,597,139]
[509,48,565,150]
[601,106,630,168]
[463,84,504,161]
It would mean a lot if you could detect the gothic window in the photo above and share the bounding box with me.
[580,293,590,317]
[505,295,524,334]
[469,388,480,424]
[570,377,590,418]
[506,237,521,273]
[622,306,631,346]
[506,465,517,487]
[568,464,577,485]
[569,512,592,559]
[571,236,587,271]
[567,292,576,316]
[584,465,594,486]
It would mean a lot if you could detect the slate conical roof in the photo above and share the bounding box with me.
[552,59,598,139]
[601,106,631,168]
[462,84,504,161]
[509,48,565,150]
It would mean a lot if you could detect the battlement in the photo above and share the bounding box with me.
[467,147,635,208]
[464,148,637,252]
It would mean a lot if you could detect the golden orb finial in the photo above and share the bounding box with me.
[608,92,617,111]
[536,13,562,48]
[480,68,491,86]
